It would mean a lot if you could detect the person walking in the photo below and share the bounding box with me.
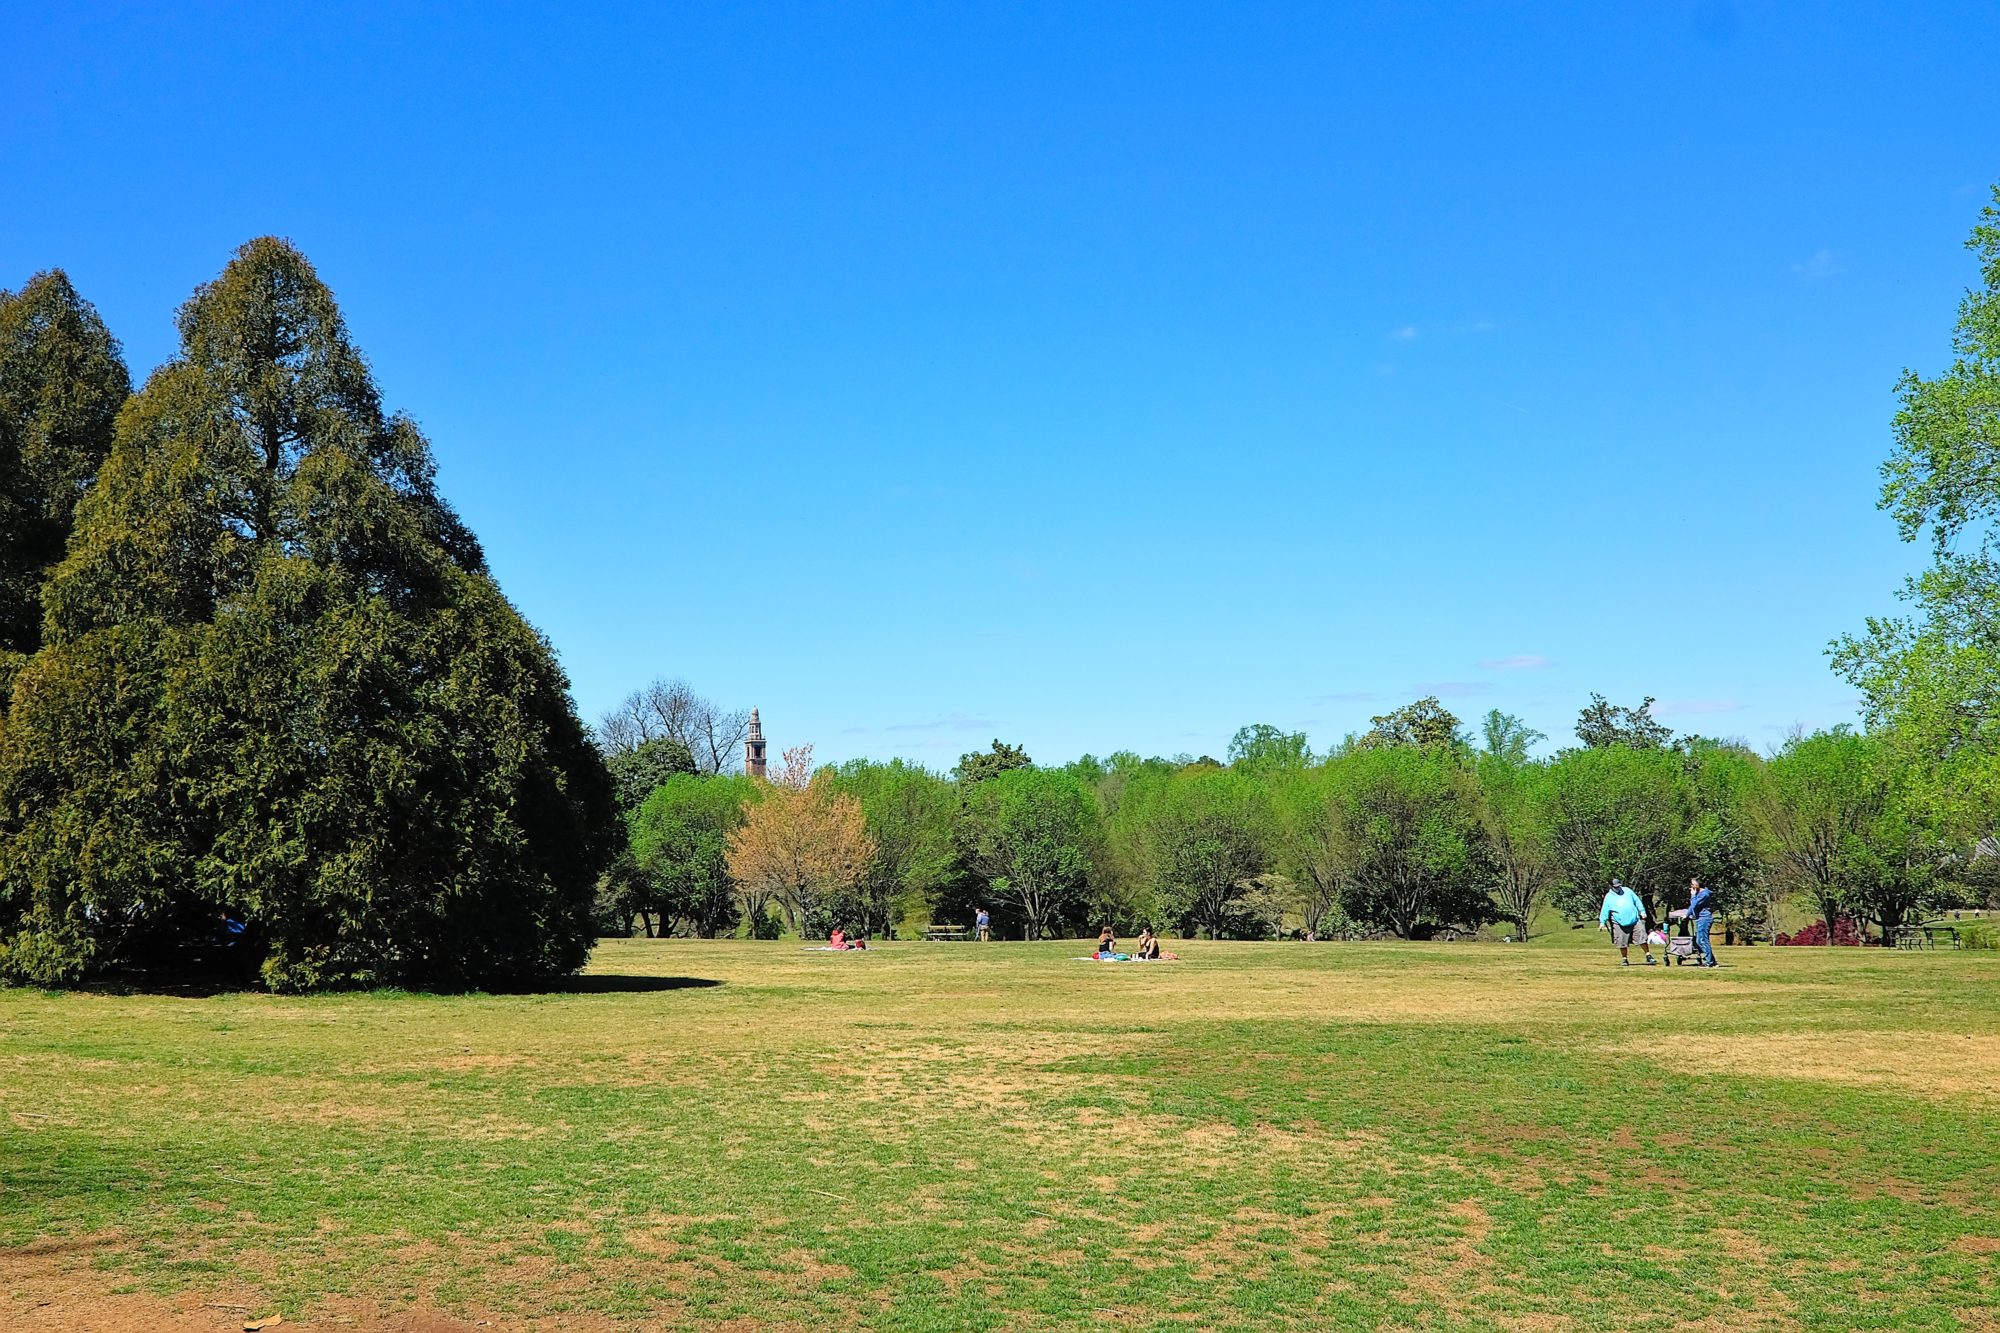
[1598,878,1656,966]
[975,906,990,942]
[1686,878,1719,968]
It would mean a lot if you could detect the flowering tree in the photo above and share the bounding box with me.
[726,744,874,935]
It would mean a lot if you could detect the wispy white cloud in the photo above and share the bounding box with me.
[846,713,997,736]
[886,713,996,734]
[1388,325,1419,341]
[1413,681,1492,699]
[1654,698,1741,718]
[1312,690,1386,705]
[1478,654,1551,671]
[1791,248,1839,280]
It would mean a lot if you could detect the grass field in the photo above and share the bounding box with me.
[4,934,1998,1332]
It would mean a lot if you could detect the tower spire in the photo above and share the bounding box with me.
[745,708,767,778]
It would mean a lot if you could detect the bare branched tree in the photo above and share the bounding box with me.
[598,678,750,774]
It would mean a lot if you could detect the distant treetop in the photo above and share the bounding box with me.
[1574,693,1674,750]
[957,738,1032,784]
[1359,696,1465,751]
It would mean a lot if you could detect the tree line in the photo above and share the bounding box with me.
[597,692,1995,945]
[4,187,1997,983]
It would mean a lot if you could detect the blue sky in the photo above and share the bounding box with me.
[6,2,1997,765]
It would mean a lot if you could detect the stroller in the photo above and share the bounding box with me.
[1663,909,1698,966]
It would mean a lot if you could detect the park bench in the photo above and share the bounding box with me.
[923,924,970,942]
[1919,921,1963,949]
[1896,921,1965,949]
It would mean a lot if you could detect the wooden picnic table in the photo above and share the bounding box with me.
[923,925,970,942]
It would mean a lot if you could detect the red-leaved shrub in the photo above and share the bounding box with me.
[1774,917,1864,946]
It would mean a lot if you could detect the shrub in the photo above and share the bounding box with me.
[1774,917,1864,946]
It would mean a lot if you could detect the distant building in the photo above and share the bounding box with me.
[745,708,768,778]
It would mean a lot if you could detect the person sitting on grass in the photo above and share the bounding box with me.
[1095,925,1116,958]
[847,929,869,950]
[829,926,846,950]
[1136,927,1162,961]
[1597,878,1656,967]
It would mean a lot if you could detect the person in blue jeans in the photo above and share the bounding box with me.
[1686,877,1718,967]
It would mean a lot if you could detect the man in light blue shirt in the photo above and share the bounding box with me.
[1598,878,1656,966]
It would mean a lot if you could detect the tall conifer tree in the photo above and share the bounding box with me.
[0,239,615,989]
[0,270,130,669]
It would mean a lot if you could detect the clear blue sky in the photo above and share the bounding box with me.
[6,2,1997,765]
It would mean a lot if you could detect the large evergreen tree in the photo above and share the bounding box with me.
[0,239,615,989]
[0,270,131,673]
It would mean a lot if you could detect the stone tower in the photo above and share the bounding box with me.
[744,708,767,778]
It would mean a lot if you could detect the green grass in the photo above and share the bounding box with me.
[4,938,1998,1330]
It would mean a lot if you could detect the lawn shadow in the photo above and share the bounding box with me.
[498,975,726,995]
[66,972,725,998]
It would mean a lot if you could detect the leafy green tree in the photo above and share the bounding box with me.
[0,271,131,668]
[1837,795,1947,942]
[1268,764,1349,939]
[1475,750,1556,939]
[826,758,958,935]
[1679,739,1766,928]
[1080,753,1180,929]
[1574,694,1673,750]
[1359,696,1466,751]
[956,738,1032,784]
[0,239,615,990]
[1834,186,2000,841]
[1084,751,1176,820]
[629,774,756,937]
[1542,745,1694,922]
[1325,745,1494,938]
[1124,768,1272,937]
[1227,723,1312,771]
[607,736,698,813]
[1760,729,1942,942]
[1480,709,1545,764]
[961,768,1100,939]
[594,846,652,937]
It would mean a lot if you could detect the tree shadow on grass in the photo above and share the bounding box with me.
[64,972,725,998]
[494,975,725,995]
